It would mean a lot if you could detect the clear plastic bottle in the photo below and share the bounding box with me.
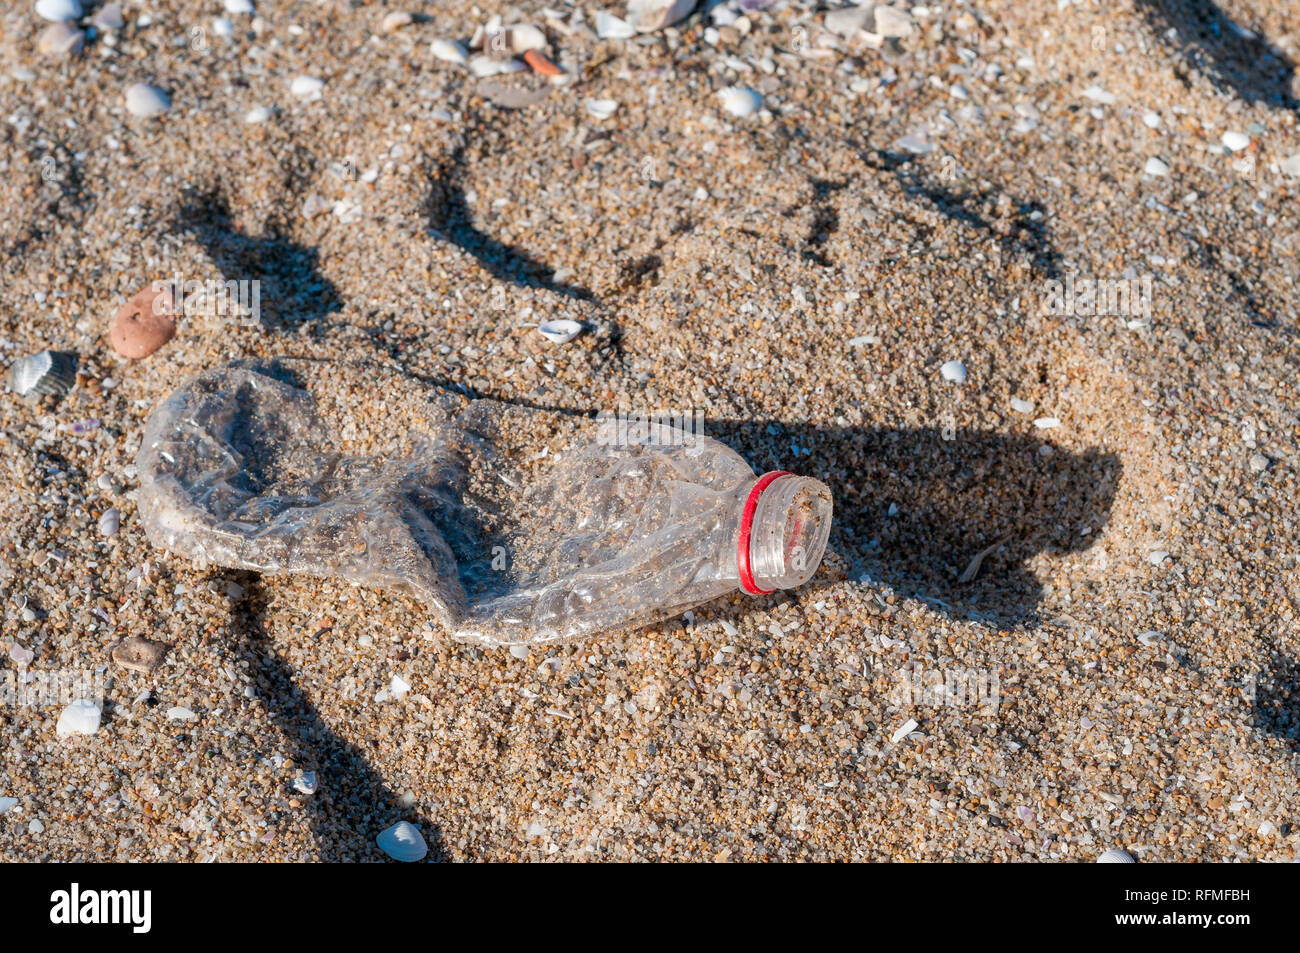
[137,364,833,646]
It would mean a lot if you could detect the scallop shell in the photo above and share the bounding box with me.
[718,86,762,117]
[1097,848,1136,863]
[8,350,77,398]
[537,319,583,344]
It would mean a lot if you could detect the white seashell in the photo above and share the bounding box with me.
[389,674,411,698]
[826,5,873,38]
[537,319,584,344]
[1082,85,1116,104]
[595,10,636,39]
[431,38,469,64]
[290,75,324,99]
[245,105,272,123]
[1143,156,1170,177]
[166,705,197,721]
[873,5,915,38]
[380,11,413,33]
[1010,396,1034,413]
[37,22,85,57]
[1097,848,1135,863]
[940,359,967,384]
[626,0,695,33]
[718,85,762,117]
[56,699,101,738]
[98,507,120,537]
[1147,549,1170,566]
[93,3,125,30]
[0,797,17,815]
[377,821,428,862]
[1136,630,1164,646]
[890,718,919,744]
[124,83,171,118]
[507,23,547,53]
[212,17,234,37]
[36,0,82,23]
[1221,130,1250,151]
[1142,110,1161,129]
[469,55,514,77]
[1282,154,1300,177]
[584,97,619,120]
[223,0,254,14]
[1032,416,1060,429]
[292,771,318,795]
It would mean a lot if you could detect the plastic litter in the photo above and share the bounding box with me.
[136,363,833,646]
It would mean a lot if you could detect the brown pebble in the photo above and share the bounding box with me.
[111,636,168,674]
[110,285,176,359]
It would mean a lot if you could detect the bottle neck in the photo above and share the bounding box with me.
[737,473,833,594]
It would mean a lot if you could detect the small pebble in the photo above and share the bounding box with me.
[1249,452,1268,472]
[1010,396,1035,413]
[1144,156,1170,177]
[166,706,197,721]
[1221,131,1251,152]
[223,0,254,13]
[431,39,469,65]
[292,771,319,795]
[110,286,176,358]
[245,105,273,123]
[111,636,167,673]
[380,11,412,33]
[92,3,125,30]
[291,76,324,99]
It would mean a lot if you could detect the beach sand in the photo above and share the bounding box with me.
[1,0,1298,860]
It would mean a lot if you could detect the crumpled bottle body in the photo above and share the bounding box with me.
[136,364,828,646]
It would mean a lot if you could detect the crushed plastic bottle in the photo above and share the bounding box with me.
[136,363,833,646]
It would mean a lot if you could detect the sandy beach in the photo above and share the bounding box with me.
[2,0,1299,861]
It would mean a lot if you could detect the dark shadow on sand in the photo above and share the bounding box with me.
[1135,0,1297,110]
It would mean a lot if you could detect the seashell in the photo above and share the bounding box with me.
[1032,416,1060,429]
[1282,154,1300,177]
[595,10,635,39]
[940,359,967,384]
[380,11,413,33]
[431,38,470,65]
[377,821,428,862]
[223,0,254,13]
[469,55,512,77]
[826,5,873,38]
[37,22,85,57]
[292,771,318,795]
[506,23,547,53]
[873,5,915,38]
[110,285,176,358]
[1097,848,1135,863]
[291,75,324,99]
[98,507,120,537]
[1082,85,1116,105]
[245,105,273,123]
[626,0,696,33]
[56,699,101,738]
[522,49,563,76]
[93,3,125,30]
[8,349,78,398]
[166,706,196,721]
[1010,396,1034,413]
[212,17,234,37]
[36,0,82,23]
[1143,156,1170,177]
[111,636,167,673]
[894,132,934,155]
[125,82,171,118]
[717,85,762,117]
[890,718,919,744]
[584,97,619,120]
[1142,110,1161,129]
[537,319,584,344]
[1221,131,1250,152]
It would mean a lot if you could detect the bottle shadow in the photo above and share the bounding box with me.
[709,419,1122,627]
[1252,650,1300,755]
[1134,0,1298,110]
[225,573,446,861]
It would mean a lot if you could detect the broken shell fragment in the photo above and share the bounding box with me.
[37,21,85,57]
[718,86,762,117]
[523,48,563,76]
[626,0,695,33]
[431,39,469,65]
[111,636,168,674]
[506,24,548,53]
[8,349,78,398]
[537,319,584,344]
[124,82,171,118]
[940,359,967,384]
[110,286,177,359]
[379,11,413,33]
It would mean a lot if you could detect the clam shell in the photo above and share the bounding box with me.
[506,23,547,53]
[36,0,82,23]
[1097,848,1136,863]
[8,350,77,398]
[626,0,695,33]
[431,39,470,65]
[940,359,967,384]
[377,821,428,862]
[37,22,85,57]
[718,86,762,117]
[537,319,583,344]
[124,83,171,118]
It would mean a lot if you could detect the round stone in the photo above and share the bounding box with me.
[110,286,177,359]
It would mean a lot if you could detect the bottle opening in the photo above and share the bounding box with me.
[742,474,833,593]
